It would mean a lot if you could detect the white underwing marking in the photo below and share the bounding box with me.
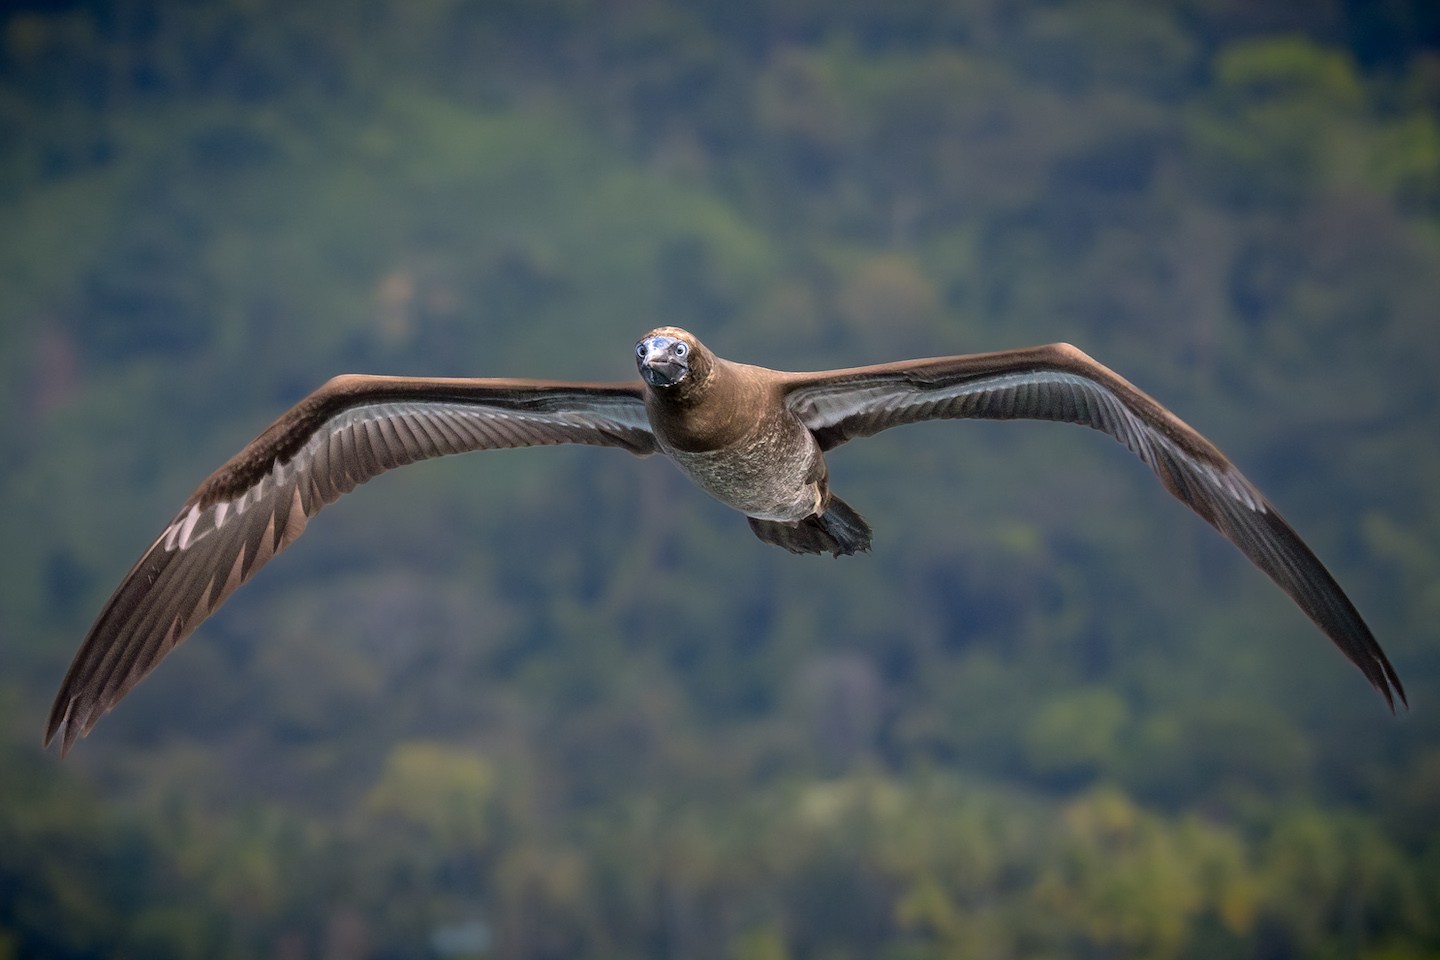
[213,500,229,530]
[236,477,260,515]
[176,504,202,551]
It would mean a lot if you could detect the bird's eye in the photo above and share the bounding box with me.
[637,343,647,357]
[675,342,688,357]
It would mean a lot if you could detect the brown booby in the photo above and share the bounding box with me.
[45,327,1405,754]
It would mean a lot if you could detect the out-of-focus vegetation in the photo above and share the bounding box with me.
[2,0,1439,957]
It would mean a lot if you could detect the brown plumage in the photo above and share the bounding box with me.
[45,328,1404,755]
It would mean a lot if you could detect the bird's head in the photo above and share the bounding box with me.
[636,327,707,390]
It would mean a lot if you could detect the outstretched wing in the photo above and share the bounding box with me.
[47,375,655,754]
[781,343,1405,709]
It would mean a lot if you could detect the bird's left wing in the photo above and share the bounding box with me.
[781,344,1405,710]
[47,376,654,755]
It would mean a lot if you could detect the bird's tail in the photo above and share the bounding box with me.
[746,494,872,557]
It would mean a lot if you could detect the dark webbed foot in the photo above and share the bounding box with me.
[746,495,872,557]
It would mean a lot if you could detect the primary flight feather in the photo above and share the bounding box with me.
[46,327,1404,755]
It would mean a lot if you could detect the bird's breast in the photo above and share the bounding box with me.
[662,414,822,522]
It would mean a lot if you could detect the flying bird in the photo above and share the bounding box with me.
[46,327,1405,754]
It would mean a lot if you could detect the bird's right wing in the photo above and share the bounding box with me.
[47,376,655,755]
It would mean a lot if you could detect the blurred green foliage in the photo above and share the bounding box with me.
[1,0,1439,957]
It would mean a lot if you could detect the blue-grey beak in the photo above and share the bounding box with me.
[637,336,690,387]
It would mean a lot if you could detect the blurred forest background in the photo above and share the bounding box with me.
[2,0,1440,957]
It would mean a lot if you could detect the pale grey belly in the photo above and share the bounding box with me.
[664,428,821,522]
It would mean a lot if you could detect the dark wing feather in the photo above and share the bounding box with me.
[782,343,1404,709]
[47,376,655,755]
